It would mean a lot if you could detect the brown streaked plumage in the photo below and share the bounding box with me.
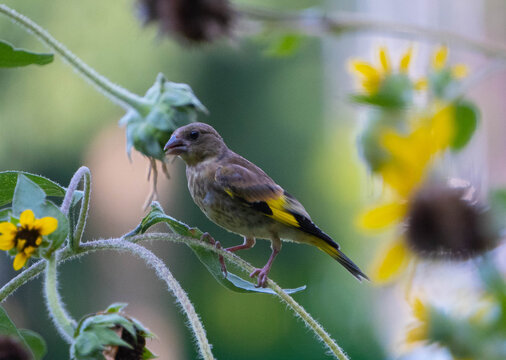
[164,122,368,287]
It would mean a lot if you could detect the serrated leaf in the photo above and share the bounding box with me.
[0,40,53,67]
[19,329,47,360]
[451,100,479,151]
[0,171,66,207]
[128,202,306,295]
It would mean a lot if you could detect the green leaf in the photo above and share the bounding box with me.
[351,74,413,109]
[0,171,66,207]
[451,100,479,151]
[142,346,158,360]
[128,202,306,295]
[0,306,45,359]
[264,33,303,57]
[19,329,47,360]
[105,303,128,314]
[0,40,53,67]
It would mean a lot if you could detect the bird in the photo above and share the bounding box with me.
[164,122,368,287]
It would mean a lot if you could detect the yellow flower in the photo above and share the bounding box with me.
[349,46,414,95]
[358,105,456,283]
[432,45,469,78]
[406,298,429,344]
[0,209,58,270]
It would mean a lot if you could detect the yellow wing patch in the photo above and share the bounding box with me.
[265,196,299,228]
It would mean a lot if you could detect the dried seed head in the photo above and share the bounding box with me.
[138,0,234,43]
[0,336,31,360]
[406,185,496,259]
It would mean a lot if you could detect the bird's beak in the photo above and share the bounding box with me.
[164,134,188,155]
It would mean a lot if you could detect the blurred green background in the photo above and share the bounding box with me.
[6,0,501,359]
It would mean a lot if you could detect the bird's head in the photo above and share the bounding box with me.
[164,123,227,165]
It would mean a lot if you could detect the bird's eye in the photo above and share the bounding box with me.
[189,130,199,140]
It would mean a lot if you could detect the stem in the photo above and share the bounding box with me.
[60,167,92,250]
[44,255,75,343]
[238,5,506,59]
[0,233,347,359]
[0,4,150,114]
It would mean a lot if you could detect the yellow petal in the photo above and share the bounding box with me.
[378,46,391,73]
[358,202,408,230]
[380,162,424,197]
[19,209,35,228]
[371,238,412,284]
[0,236,15,251]
[0,222,17,247]
[34,217,58,235]
[16,239,26,252]
[430,105,454,152]
[24,246,36,256]
[414,78,428,91]
[405,323,428,344]
[432,45,448,70]
[411,298,428,322]
[349,60,380,78]
[13,252,28,270]
[452,63,469,79]
[399,46,413,73]
[36,237,42,246]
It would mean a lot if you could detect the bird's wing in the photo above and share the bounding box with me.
[215,163,311,229]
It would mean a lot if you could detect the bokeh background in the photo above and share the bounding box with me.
[0,0,505,359]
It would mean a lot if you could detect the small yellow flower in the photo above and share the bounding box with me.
[349,46,414,95]
[0,209,57,270]
[406,298,429,344]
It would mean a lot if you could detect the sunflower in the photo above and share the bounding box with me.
[0,209,58,270]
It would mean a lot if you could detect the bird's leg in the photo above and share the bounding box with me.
[226,237,256,253]
[250,236,281,288]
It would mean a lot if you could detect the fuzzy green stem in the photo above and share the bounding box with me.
[44,255,75,343]
[238,5,506,59]
[60,167,92,250]
[0,4,150,114]
[1,233,347,359]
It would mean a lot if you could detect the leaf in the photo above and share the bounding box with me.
[128,202,306,295]
[0,305,45,359]
[265,33,303,57]
[0,171,66,207]
[19,329,47,360]
[451,100,479,151]
[0,40,53,67]
[488,188,506,235]
[105,303,128,314]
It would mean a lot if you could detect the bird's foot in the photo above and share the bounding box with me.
[249,266,270,288]
[200,232,227,276]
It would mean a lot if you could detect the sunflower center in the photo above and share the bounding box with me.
[15,226,41,249]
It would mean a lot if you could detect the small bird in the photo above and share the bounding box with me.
[164,123,368,287]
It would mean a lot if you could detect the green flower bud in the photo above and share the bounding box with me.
[70,303,156,360]
[120,73,207,160]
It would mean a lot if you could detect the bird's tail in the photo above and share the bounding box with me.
[316,241,369,281]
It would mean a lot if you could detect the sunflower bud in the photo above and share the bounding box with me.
[406,184,497,259]
[70,303,156,360]
[138,0,233,43]
[120,73,207,160]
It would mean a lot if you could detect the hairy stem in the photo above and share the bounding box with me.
[1,233,347,359]
[238,5,506,59]
[44,255,75,343]
[0,4,150,114]
[60,166,92,250]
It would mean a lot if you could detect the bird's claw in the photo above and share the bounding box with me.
[200,232,227,276]
[249,267,269,288]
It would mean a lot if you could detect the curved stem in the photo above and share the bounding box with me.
[0,233,347,359]
[0,4,150,114]
[44,255,75,343]
[238,5,506,59]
